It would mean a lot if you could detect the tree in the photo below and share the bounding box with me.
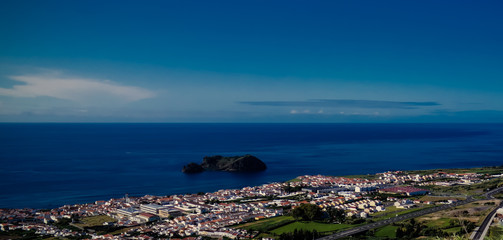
[279,229,320,240]
[304,204,321,221]
[328,208,346,223]
[292,205,306,220]
[292,204,322,221]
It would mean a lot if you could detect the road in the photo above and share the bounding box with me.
[471,187,503,240]
[318,186,503,240]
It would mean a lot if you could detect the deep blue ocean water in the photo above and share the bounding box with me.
[1,123,503,209]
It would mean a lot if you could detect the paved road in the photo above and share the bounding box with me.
[318,198,474,240]
[471,187,503,240]
[318,186,503,240]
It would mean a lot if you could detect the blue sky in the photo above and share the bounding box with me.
[1,0,502,122]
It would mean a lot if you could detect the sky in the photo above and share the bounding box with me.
[1,0,502,122]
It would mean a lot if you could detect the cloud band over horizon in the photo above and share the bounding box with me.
[240,99,441,109]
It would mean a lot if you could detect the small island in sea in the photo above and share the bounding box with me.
[182,154,267,173]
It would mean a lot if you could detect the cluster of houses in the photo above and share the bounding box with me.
[0,221,85,238]
[0,169,497,239]
[378,171,484,186]
[495,208,503,227]
[113,199,282,239]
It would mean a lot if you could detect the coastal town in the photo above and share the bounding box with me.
[2,167,503,240]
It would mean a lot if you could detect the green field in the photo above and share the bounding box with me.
[424,218,455,228]
[406,166,503,176]
[235,216,295,232]
[371,206,398,216]
[372,206,434,221]
[342,174,379,180]
[444,226,463,234]
[235,216,358,237]
[425,178,503,197]
[74,215,116,228]
[374,225,398,238]
[286,178,302,183]
[270,221,353,235]
[419,196,466,202]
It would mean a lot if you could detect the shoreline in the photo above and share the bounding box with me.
[2,165,502,239]
[4,165,502,211]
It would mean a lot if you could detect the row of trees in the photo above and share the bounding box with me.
[394,218,475,238]
[291,203,346,223]
[278,229,321,240]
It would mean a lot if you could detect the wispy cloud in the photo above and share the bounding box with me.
[0,72,155,104]
[240,99,440,109]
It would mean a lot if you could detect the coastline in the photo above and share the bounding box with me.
[3,165,503,211]
[1,165,502,240]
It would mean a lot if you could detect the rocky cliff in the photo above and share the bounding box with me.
[181,162,205,173]
[182,154,267,173]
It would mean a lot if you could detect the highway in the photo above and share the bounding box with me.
[471,187,503,240]
[318,186,503,240]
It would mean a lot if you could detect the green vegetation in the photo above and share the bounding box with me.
[493,193,503,199]
[271,221,353,235]
[291,203,346,223]
[406,165,503,176]
[488,226,503,239]
[444,227,463,234]
[0,229,40,239]
[374,225,398,238]
[327,208,346,223]
[342,174,379,180]
[66,215,124,235]
[0,229,86,240]
[239,166,503,239]
[422,177,503,196]
[372,205,434,221]
[73,215,116,228]
[283,184,304,193]
[277,229,322,240]
[396,219,443,238]
[371,206,398,216]
[391,218,476,239]
[419,196,466,202]
[53,218,81,232]
[286,178,302,183]
[107,226,135,236]
[292,204,322,221]
[236,211,356,238]
[236,216,295,232]
[431,235,470,240]
[425,218,455,229]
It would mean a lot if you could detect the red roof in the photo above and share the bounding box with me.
[381,186,428,193]
[139,213,156,218]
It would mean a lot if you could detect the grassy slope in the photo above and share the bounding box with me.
[270,221,353,235]
[234,216,295,232]
[372,205,435,222]
[374,225,398,238]
[406,166,503,175]
[74,215,116,228]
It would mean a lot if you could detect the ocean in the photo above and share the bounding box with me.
[1,123,502,209]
